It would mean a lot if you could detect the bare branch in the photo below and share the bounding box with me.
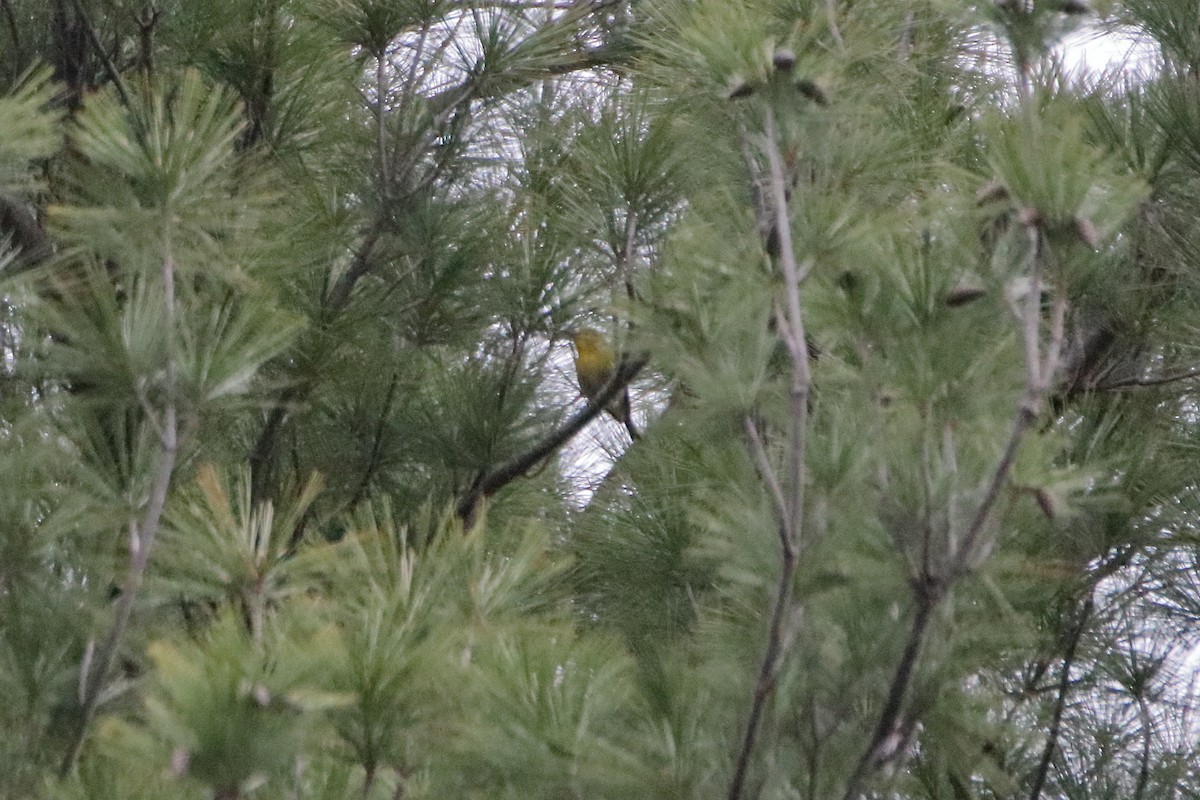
[68,0,130,107]
[744,415,788,530]
[1095,366,1200,391]
[728,540,799,800]
[762,107,811,539]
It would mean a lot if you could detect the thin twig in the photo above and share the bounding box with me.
[69,0,130,107]
[61,246,179,773]
[618,207,639,302]
[744,415,788,526]
[376,47,391,191]
[919,405,935,578]
[1028,596,1092,800]
[1096,366,1200,391]
[0,0,22,63]
[728,105,812,800]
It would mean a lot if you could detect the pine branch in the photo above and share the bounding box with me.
[1028,595,1093,800]
[729,105,812,800]
[0,0,21,64]
[68,0,129,107]
[61,247,180,774]
[249,218,385,502]
[454,352,648,527]
[346,369,401,512]
[843,224,1067,799]
[1095,366,1200,391]
[0,195,49,268]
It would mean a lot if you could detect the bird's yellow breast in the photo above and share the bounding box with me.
[572,331,616,399]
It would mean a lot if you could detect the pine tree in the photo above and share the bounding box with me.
[2,1,1200,799]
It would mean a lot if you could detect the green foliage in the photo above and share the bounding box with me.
[143,614,348,797]
[0,66,60,194]
[1,0,1200,799]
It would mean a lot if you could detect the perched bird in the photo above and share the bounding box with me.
[571,328,640,440]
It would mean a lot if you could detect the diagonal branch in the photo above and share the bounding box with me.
[61,245,180,774]
[454,352,649,526]
[843,224,1067,800]
[744,415,788,526]
[346,369,401,512]
[68,0,130,107]
[1028,595,1092,800]
[249,217,386,502]
[1095,365,1200,391]
[842,592,937,799]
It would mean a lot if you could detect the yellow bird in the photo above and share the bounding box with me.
[571,328,640,440]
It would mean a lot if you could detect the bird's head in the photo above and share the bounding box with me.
[570,328,606,353]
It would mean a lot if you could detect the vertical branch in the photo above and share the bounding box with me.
[346,369,401,511]
[763,107,812,537]
[1132,693,1153,800]
[918,406,935,578]
[135,3,161,75]
[728,106,812,800]
[395,21,430,127]
[61,244,180,773]
[615,207,639,303]
[376,46,391,191]
[1,0,22,64]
